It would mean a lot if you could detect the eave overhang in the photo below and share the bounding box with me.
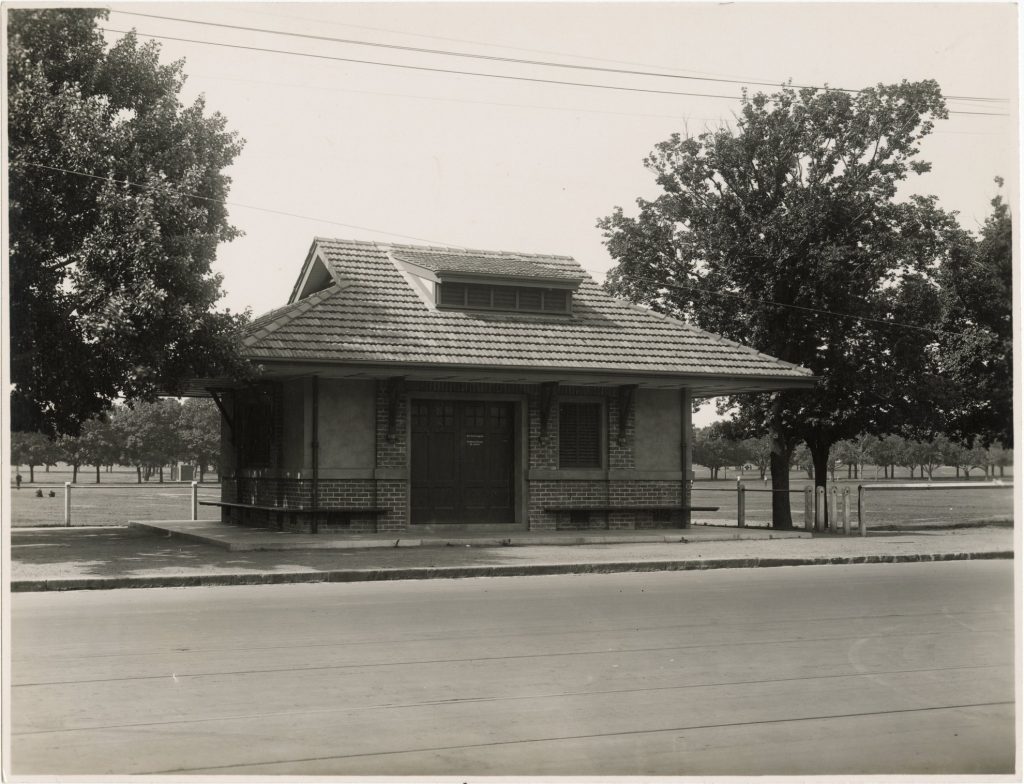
[179,358,818,397]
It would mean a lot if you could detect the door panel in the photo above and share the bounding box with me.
[411,400,515,524]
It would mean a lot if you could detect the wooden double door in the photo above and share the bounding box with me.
[410,400,516,524]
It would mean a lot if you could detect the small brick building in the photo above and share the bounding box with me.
[198,238,813,533]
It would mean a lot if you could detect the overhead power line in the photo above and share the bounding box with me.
[18,160,966,338]
[100,26,1010,116]
[108,10,1010,104]
[16,161,460,247]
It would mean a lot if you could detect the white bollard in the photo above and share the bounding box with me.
[191,481,199,521]
[64,482,71,527]
[803,486,814,531]
[828,486,838,532]
[815,486,826,532]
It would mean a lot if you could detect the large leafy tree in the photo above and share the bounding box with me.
[599,82,962,526]
[178,398,221,481]
[937,179,1013,448]
[8,9,249,436]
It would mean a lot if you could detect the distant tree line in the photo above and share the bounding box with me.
[10,399,220,484]
[693,422,1012,482]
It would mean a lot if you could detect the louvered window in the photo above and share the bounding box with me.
[436,282,572,314]
[559,402,602,468]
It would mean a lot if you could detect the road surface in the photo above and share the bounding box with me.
[10,560,1016,776]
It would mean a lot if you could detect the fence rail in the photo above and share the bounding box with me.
[693,479,1012,534]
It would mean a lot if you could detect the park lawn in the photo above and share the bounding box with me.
[691,475,1013,529]
[10,468,222,526]
[9,465,1013,529]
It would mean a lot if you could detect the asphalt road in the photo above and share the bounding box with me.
[10,561,1016,776]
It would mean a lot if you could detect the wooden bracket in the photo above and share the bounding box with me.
[539,381,558,440]
[385,377,406,442]
[617,385,637,445]
[207,388,235,445]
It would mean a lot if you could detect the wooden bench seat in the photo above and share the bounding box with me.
[543,505,719,513]
[200,501,389,515]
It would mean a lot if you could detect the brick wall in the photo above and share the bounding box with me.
[219,378,686,534]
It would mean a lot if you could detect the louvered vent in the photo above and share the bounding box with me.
[559,402,602,468]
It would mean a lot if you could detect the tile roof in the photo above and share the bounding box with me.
[391,249,584,281]
[242,238,814,381]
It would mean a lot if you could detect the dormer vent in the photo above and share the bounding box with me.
[390,248,584,315]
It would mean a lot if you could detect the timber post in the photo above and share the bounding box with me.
[842,487,851,535]
[736,479,746,528]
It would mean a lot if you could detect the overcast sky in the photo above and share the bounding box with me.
[101,2,1018,422]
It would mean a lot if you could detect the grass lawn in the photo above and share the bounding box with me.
[10,466,222,527]
[8,465,1014,529]
[691,471,1013,529]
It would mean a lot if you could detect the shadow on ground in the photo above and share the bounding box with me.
[11,528,513,580]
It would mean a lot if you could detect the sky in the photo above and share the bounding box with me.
[96,1,1018,424]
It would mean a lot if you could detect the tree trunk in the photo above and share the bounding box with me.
[95,465,101,483]
[29,464,35,483]
[1000,466,1005,477]
[136,465,142,483]
[200,464,206,482]
[72,464,78,483]
[808,438,832,528]
[847,464,852,479]
[768,421,794,528]
[159,465,164,483]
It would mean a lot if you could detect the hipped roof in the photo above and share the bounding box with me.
[237,238,815,394]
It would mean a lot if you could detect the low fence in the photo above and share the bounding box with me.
[11,482,223,527]
[692,480,1013,535]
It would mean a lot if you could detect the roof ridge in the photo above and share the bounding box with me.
[317,236,575,260]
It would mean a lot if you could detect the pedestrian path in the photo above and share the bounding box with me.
[129,518,809,551]
[10,523,1012,591]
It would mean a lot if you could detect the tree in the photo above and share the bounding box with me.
[869,435,905,479]
[114,399,183,482]
[937,179,1013,448]
[10,431,57,483]
[77,416,121,483]
[742,436,772,480]
[692,424,735,479]
[986,443,1012,478]
[8,9,250,436]
[599,82,958,526]
[178,398,221,481]
[911,437,947,480]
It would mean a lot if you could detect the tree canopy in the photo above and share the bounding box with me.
[937,179,1013,447]
[599,81,964,526]
[8,9,249,435]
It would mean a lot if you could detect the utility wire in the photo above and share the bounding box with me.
[186,71,1006,134]
[17,160,969,338]
[101,27,1009,116]
[188,72,726,123]
[107,10,1010,104]
[105,9,1007,104]
[239,5,776,85]
[15,161,463,247]
[101,27,742,101]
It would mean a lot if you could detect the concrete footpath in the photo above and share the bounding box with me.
[10,523,1014,592]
